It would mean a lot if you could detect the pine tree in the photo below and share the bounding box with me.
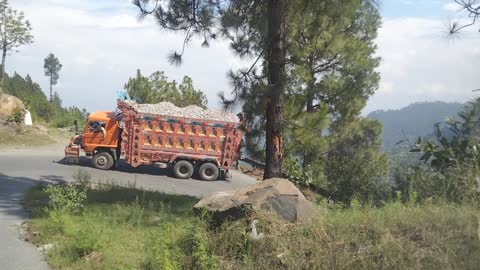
[43,53,62,101]
[133,0,379,179]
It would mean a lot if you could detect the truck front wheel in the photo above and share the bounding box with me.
[198,163,219,181]
[92,152,114,170]
[173,160,194,179]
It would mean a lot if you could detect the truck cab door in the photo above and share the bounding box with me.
[82,121,106,148]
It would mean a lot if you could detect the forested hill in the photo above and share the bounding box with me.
[368,102,464,150]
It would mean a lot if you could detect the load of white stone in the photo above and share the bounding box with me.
[128,101,239,123]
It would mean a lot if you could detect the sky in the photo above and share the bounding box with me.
[6,0,480,114]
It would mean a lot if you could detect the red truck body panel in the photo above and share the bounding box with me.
[117,101,243,171]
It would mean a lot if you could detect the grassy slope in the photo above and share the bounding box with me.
[25,185,479,270]
[0,126,71,148]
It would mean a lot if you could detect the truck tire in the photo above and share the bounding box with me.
[92,152,114,170]
[173,160,194,179]
[198,162,219,181]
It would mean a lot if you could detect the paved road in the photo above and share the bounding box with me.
[0,144,257,269]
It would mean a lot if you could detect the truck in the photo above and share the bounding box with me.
[64,100,243,181]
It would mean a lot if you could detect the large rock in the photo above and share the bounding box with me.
[0,93,24,117]
[194,178,316,224]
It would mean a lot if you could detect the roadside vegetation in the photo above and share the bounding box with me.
[2,71,89,128]
[23,171,479,270]
[0,125,72,148]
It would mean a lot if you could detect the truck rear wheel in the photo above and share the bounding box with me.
[92,152,114,170]
[173,160,194,179]
[199,163,219,181]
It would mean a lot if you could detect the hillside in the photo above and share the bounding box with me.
[368,102,464,149]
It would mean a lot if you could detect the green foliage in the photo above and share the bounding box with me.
[393,164,479,204]
[282,99,329,185]
[125,69,208,108]
[25,182,479,270]
[282,157,314,187]
[399,98,480,203]
[0,0,33,83]
[210,204,479,270]
[325,119,390,205]
[45,174,88,214]
[6,106,24,124]
[236,0,384,194]
[3,72,88,127]
[144,223,182,270]
[190,223,219,270]
[412,98,480,170]
[288,0,381,127]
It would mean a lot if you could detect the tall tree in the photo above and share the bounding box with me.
[43,53,62,101]
[133,0,378,179]
[0,0,33,89]
[133,0,289,178]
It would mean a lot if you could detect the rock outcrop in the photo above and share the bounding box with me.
[0,93,24,117]
[194,178,316,224]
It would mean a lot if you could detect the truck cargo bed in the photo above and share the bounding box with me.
[117,101,243,171]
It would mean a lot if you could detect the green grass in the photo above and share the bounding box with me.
[25,183,480,270]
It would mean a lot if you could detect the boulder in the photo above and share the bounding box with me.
[0,93,25,116]
[194,178,316,224]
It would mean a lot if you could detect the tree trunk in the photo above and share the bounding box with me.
[1,47,6,90]
[306,61,315,113]
[264,0,286,179]
[306,92,314,113]
[49,76,53,101]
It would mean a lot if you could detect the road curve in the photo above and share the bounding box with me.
[0,144,257,269]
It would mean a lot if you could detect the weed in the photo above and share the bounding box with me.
[45,184,87,214]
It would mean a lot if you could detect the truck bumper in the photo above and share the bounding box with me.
[64,144,80,164]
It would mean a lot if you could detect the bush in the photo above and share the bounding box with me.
[393,164,479,204]
[282,158,313,187]
[45,184,87,214]
[7,107,25,124]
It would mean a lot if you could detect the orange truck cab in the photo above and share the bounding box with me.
[65,111,122,170]
[80,111,121,169]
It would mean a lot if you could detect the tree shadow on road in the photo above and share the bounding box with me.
[56,156,226,182]
[0,173,65,220]
[56,156,172,177]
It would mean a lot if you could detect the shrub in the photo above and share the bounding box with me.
[282,158,313,187]
[190,222,219,270]
[393,164,479,204]
[143,223,182,270]
[73,170,91,191]
[7,107,25,124]
[45,184,87,214]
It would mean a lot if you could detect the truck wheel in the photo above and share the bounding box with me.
[92,152,114,170]
[199,163,219,181]
[173,160,194,179]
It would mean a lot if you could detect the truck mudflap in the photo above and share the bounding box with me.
[65,144,80,163]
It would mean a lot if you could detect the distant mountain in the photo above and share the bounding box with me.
[368,102,464,150]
